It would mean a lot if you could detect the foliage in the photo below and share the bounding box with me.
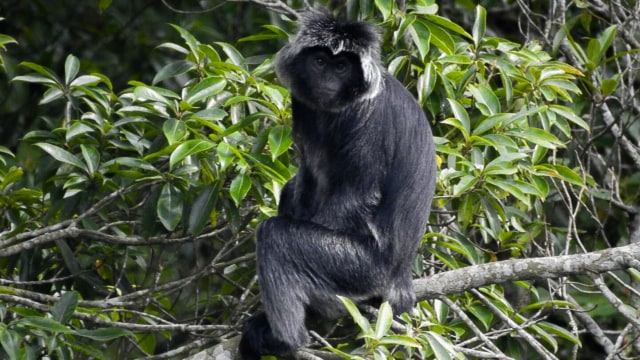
[327,298,422,360]
[0,0,639,359]
[0,18,17,73]
[380,2,588,264]
[1,21,290,358]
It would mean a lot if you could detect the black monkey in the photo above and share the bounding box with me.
[240,11,436,359]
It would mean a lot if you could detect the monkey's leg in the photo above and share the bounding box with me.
[255,216,382,348]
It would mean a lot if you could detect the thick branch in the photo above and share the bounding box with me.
[414,242,640,300]
[183,243,640,360]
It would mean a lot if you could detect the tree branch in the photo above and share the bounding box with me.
[182,242,640,360]
[414,242,640,300]
[0,226,227,257]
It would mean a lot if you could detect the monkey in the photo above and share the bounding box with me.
[239,11,436,359]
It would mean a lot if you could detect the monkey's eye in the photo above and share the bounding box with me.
[335,62,347,72]
[314,57,326,67]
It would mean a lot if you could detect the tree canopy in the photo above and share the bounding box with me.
[0,1,639,359]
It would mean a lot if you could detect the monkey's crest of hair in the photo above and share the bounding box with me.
[277,10,384,100]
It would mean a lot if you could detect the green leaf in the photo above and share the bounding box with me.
[193,108,227,122]
[35,143,88,173]
[0,34,17,48]
[184,77,226,104]
[409,20,430,61]
[374,302,393,339]
[538,321,582,346]
[499,67,513,105]
[40,87,64,104]
[19,61,61,83]
[230,173,251,207]
[76,327,134,341]
[379,335,420,347]
[56,238,81,274]
[22,316,74,334]
[472,113,510,136]
[425,21,455,55]
[92,72,113,91]
[163,118,188,145]
[431,237,477,264]
[80,145,100,176]
[64,54,80,85]
[418,62,437,102]
[596,25,617,65]
[0,166,22,190]
[469,84,500,115]
[506,128,564,149]
[51,292,78,324]
[481,196,504,238]
[0,329,21,360]
[157,183,184,231]
[215,42,245,67]
[483,162,519,176]
[560,25,589,66]
[238,32,285,43]
[169,139,215,169]
[134,86,171,105]
[554,164,585,186]
[486,178,529,204]
[224,95,256,106]
[63,341,104,359]
[374,0,393,19]
[152,60,195,85]
[12,74,58,85]
[268,125,293,161]
[98,0,112,11]
[472,6,487,48]
[541,78,581,94]
[102,157,158,172]
[452,175,477,196]
[530,322,558,352]
[519,300,575,313]
[424,14,471,39]
[136,331,157,356]
[445,99,470,140]
[325,346,355,359]
[423,331,454,360]
[395,16,415,46]
[484,153,527,174]
[170,24,201,62]
[156,42,188,55]
[535,164,585,186]
[601,76,619,96]
[70,75,102,87]
[0,145,14,162]
[188,183,221,236]
[466,304,493,331]
[548,105,590,131]
[217,142,236,171]
[338,296,371,333]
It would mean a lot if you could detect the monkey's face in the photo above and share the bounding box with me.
[287,47,367,111]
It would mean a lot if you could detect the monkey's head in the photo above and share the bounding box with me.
[275,11,384,111]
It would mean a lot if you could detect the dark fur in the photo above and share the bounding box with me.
[239,11,436,359]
